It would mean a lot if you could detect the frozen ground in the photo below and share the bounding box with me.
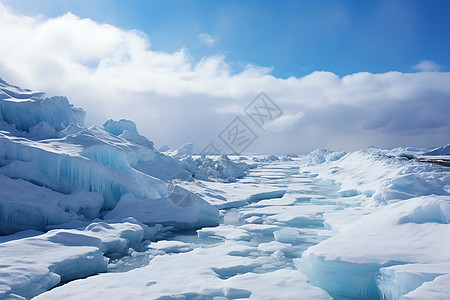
[1,78,450,299]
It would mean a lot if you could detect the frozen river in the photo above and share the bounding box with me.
[36,158,338,299]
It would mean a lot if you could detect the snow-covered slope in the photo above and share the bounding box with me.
[294,147,450,299]
[424,143,450,156]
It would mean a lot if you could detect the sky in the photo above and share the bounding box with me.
[0,0,449,154]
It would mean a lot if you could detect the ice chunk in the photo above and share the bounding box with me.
[119,130,154,149]
[0,222,143,299]
[158,145,170,152]
[104,186,219,229]
[0,130,170,209]
[0,174,103,234]
[0,79,84,131]
[177,154,252,182]
[34,240,331,300]
[172,142,194,157]
[103,119,138,136]
[295,196,450,299]
[377,263,450,300]
[148,240,193,253]
[28,121,58,140]
[300,148,347,165]
[402,273,450,299]
[273,228,299,243]
[197,225,251,241]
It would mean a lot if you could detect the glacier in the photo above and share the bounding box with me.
[0,77,449,299]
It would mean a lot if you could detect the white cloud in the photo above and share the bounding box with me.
[197,33,218,46]
[413,60,443,72]
[0,3,449,154]
[265,112,304,132]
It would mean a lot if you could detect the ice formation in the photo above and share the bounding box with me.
[104,186,219,229]
[0,78,85,132]
[293,148,450,299]
[0,78,219,232]
[1,77,449,299]
[424,143,450,156]
[0,222,143,299]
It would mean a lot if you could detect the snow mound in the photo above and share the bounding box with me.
[424,143,450,156]
[172,142,194,157]
[301,147,450,205]
[0,222,143,299]
[179,154,252,182]
[295,196,450,299]
[0,79,85,132]
[300,148,347,165]
[104,186,219,229]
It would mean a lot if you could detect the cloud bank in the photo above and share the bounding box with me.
[0,3,449,154]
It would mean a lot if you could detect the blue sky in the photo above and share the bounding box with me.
[0,0,449,153]
[3,0,449,78]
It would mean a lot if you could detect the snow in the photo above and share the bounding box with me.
[1,78,449,299]
[299,148,347,165]
[424,143,450,156]
[377,263,450,300]
[177,153,253,182]
[35,240,331,300]
[0,80,84,132]
[0,174,103,234]
[292,147,450,299]
[104,186,220,229]
[402,273,450,300]
[0,222,143,299]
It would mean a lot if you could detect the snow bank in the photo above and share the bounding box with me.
[0,222,143,299]
[299,148,347,165]
[301,147,450,205]
[104,186,219,229]
[295,196,450,299]
[0,79,84,131]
